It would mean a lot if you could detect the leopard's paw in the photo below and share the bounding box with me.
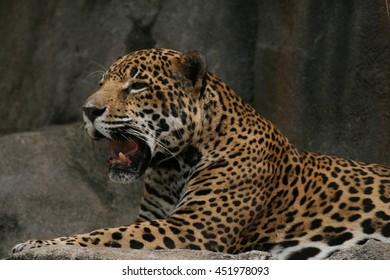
[10,240,46,255]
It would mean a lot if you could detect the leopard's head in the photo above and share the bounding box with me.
[83,48,207,183]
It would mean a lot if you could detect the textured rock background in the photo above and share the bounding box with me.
[0,0,389,259]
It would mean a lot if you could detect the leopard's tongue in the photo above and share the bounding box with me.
[108,139,140,166]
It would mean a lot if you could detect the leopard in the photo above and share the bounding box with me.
[11,48,390,259]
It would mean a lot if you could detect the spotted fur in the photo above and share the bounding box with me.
[11,48,390,259]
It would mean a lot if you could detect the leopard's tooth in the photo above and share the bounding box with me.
[118,152,127,165]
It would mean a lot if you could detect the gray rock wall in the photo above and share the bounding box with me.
[1,0,388,164]
[254,1,390,164]
[0,0,389,259]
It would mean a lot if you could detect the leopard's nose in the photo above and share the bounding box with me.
[83,106,106,122]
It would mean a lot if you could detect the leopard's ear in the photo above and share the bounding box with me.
[172,51,207,95]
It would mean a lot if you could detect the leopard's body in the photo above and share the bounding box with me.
[11,48,390,259]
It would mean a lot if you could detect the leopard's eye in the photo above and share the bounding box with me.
[132,83,148,90]
[127,82,148,93]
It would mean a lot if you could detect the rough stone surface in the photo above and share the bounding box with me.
[0,124,143,259]
[327,240,390,260]
[254,1,390,165]
[8,246,276,260]
[7,239,390,260]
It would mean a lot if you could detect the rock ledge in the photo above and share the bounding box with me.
[8,240,390,260]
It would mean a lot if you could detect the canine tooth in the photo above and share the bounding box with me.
[118,152,127,165]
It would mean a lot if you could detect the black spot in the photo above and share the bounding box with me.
[364,187,373,195]
[112,232,123,240]
[299,196,307,206]
[185,234,196,242]
[382,223,390,237]
[310,235,323,242]
[142,233,156,242]
[320,174,328,184]
[349,196,360,202]
[204,240,219,251]
[170,103,179,117]
[310,219,322,230]
[376,211,390,221]
[156,91,165,100]
[130,240,144,249]
[187,244,201,250]
[286,221,304,234]
[348,206,361,211]
[361,219,376,234]
[287,247,321,260]
[364,177,374,185]
[79,242,87,247]
[348,214,361,222]
[331,213,344,222]
[180,112,187,125]
[172,128,185,140]
[201,231,217,239]
[104,241,122,248]
[327,232,353,246]
[159,118,170,131]
[130,67,138,77]
[91,238,100,245]
[163,236,176,249]
[144,227,151,233]
[189,214,199,220]
[305,200,315,209]
[142,109,154,114]
[233,200,241,207]
[226,137,234,145]
[279,240,299,248]
[295,165,301,175]
[362,198,375,213]
[323,205,333,214]
[379,184,390,203]
[169,226,181,234]
[323,226,347,233]
[194,189,212,196]
[328,182,339,190]
[331,190,343,202]
[193,222,205,229]
[357,239,370,245]
[348,187,358,194]
[282,174,288,185]
[152,114,160,122]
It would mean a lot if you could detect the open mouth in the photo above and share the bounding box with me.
[107,134,151,183]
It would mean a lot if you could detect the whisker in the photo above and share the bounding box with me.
[89,61,108,72]
[123,126,175,158]
[86,70,105,79]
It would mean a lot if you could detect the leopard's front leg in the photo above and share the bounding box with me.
[10,214,225,255]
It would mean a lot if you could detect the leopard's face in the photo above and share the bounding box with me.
[83,49,206,183]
